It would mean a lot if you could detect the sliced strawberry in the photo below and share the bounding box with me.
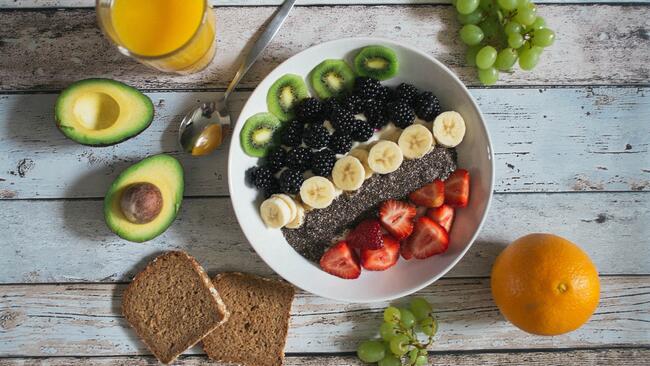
[401,239,414,260]
[379,200,416,240]
[361,235,400,271]
[405,217,449,259]
[409,179,445,208]
[347,219,384,250]
[320,241,361,279]
[444,169,470,208]
[426,204,455,232]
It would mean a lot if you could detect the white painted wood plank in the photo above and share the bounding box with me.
[0,192,647,284]
[0,277,647,356]
[1,87,647,199]
[1,349,648,365]
[1,6,648,90]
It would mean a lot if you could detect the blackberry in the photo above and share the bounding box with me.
[414,92,441,122]
[363,98,383,117]
[263,177,281,198]
[321,98,342,119]
[245,166,259,186]
[286,146,312,172]
[376,85,396,103]
[295,97,324,124]
[280,120,304,147]
[330,108,356,134]
[388,101,415,129]
[303,124,331,150]
[353,77,382,100]
[352,120,374,142]
[341,94,364,114]
[266,147,287,172]
[328,132,353,154]
[253,166,273,190]
[396,83,420,106]
[310,148,336,176]
[279,168,304,194]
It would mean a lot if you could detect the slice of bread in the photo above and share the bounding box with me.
[122,251,229,364]
[202,272,295,366]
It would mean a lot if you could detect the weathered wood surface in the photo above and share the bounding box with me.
[0,277,647,355]
[1,87,647,200]
[0,192,647,284]
[1,6,649,91]
[1,349,648,365]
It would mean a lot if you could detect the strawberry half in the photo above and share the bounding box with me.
[361,235,400,271]
[347,219,384,250]
[409,179,445,208]
[405,217,449,259]
[444,169,470,208]
[379,200,416,240]
[426,204,455,232]
[401,241,414,260]
[319,241,361,279]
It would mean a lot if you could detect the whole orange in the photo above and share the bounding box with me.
[491,233,600,336]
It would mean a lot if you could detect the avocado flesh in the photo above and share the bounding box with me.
[104,154,184,243]
[55,78,154,146]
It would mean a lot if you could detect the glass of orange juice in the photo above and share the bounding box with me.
[96,0,216,74]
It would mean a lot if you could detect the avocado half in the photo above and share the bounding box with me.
[55,78,154,146]
[104,154,184,243]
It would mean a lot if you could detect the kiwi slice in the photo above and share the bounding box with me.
[354,45,399,80]
[267,74,309,121]
[240,112,282,158]
[309,59,355,99]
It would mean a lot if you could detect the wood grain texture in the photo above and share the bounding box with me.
[0,192,648,284]
[1,5,649,91]
[0,277,647,356]
[1,349,649,365]
[1,87,647,199]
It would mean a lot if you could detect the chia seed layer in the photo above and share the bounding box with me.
[282,146,457,262]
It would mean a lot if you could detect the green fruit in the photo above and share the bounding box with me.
[457,8,484,25]
[267,74,309,121]
[357,340,385,363]
[389,334,410,356]
[400,308,416,328]
[378,354,401,366]
[419,316,438,336]
[495,48,518,71]
[456,0,480,14]
[408,349,419,365]
[55,78,153,146]
[518,46,542,70]
[460,24,484,46]
[410,297,432,320]
[104,154,183,243]
[309,59,355,99]
[415,355,428,365]
[476,45,497,69]
[384,306,402,324]
[532,28,556,47]
[240,112,282,157]
[354,45,399,80]
[380,322,400,341]
[478,67,499,85]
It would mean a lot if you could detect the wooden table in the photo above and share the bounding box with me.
[1,0,648,364]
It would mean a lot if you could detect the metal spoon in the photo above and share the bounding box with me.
[179,0,297,156]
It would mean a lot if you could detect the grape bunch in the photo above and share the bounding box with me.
[356,297,438,366]
[454,0,556,85]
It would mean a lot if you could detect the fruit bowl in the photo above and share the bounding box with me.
[228,37,494,302]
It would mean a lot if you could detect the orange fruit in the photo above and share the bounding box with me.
[491,233,600,336]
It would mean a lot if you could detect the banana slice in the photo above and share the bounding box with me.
[398,124,434,159]
[300,176,336,209]
[332,156,365,191]
[260,197,292,229]
[432,111,466,148]
[271,194,298,223]
[367,140,404,174]
[348,148,374,180]
[285,201,305,229]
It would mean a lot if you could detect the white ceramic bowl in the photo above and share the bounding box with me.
[228,38,494,302]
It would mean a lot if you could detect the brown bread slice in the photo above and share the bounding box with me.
[122,251,229,364]
[202,272,295,366]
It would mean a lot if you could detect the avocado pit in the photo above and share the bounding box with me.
[120,182,163,224]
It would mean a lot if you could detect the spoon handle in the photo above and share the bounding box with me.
[223,0,297,101]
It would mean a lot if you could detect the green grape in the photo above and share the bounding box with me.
[380,322,400,341]
[514,3,537,25]
[532,28,555,47]
[410,297,432,321]
[408,349,419,365]
[456,0,480,15]
[460,24,484,46]
[384,306,401,324]
[457,8,484,25]
[357,340,385,363]
[495,48,518,70]
[507,32,524,48]
[419,349,428,357]
[478,67,499,85]
[517,0,529,5]
[504,21,522,35]
[497,0,518,11]
[400,308,416,329]
[529,16,546,31]
[415,355,428,366]
[465,45,481,67]
[419,317,438,336]
[518,46,542,70]
[479,0,493,11]
[378,354,401,366]
[476,45,497,69]
[389,334,410,356]
[478,18,499,39]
